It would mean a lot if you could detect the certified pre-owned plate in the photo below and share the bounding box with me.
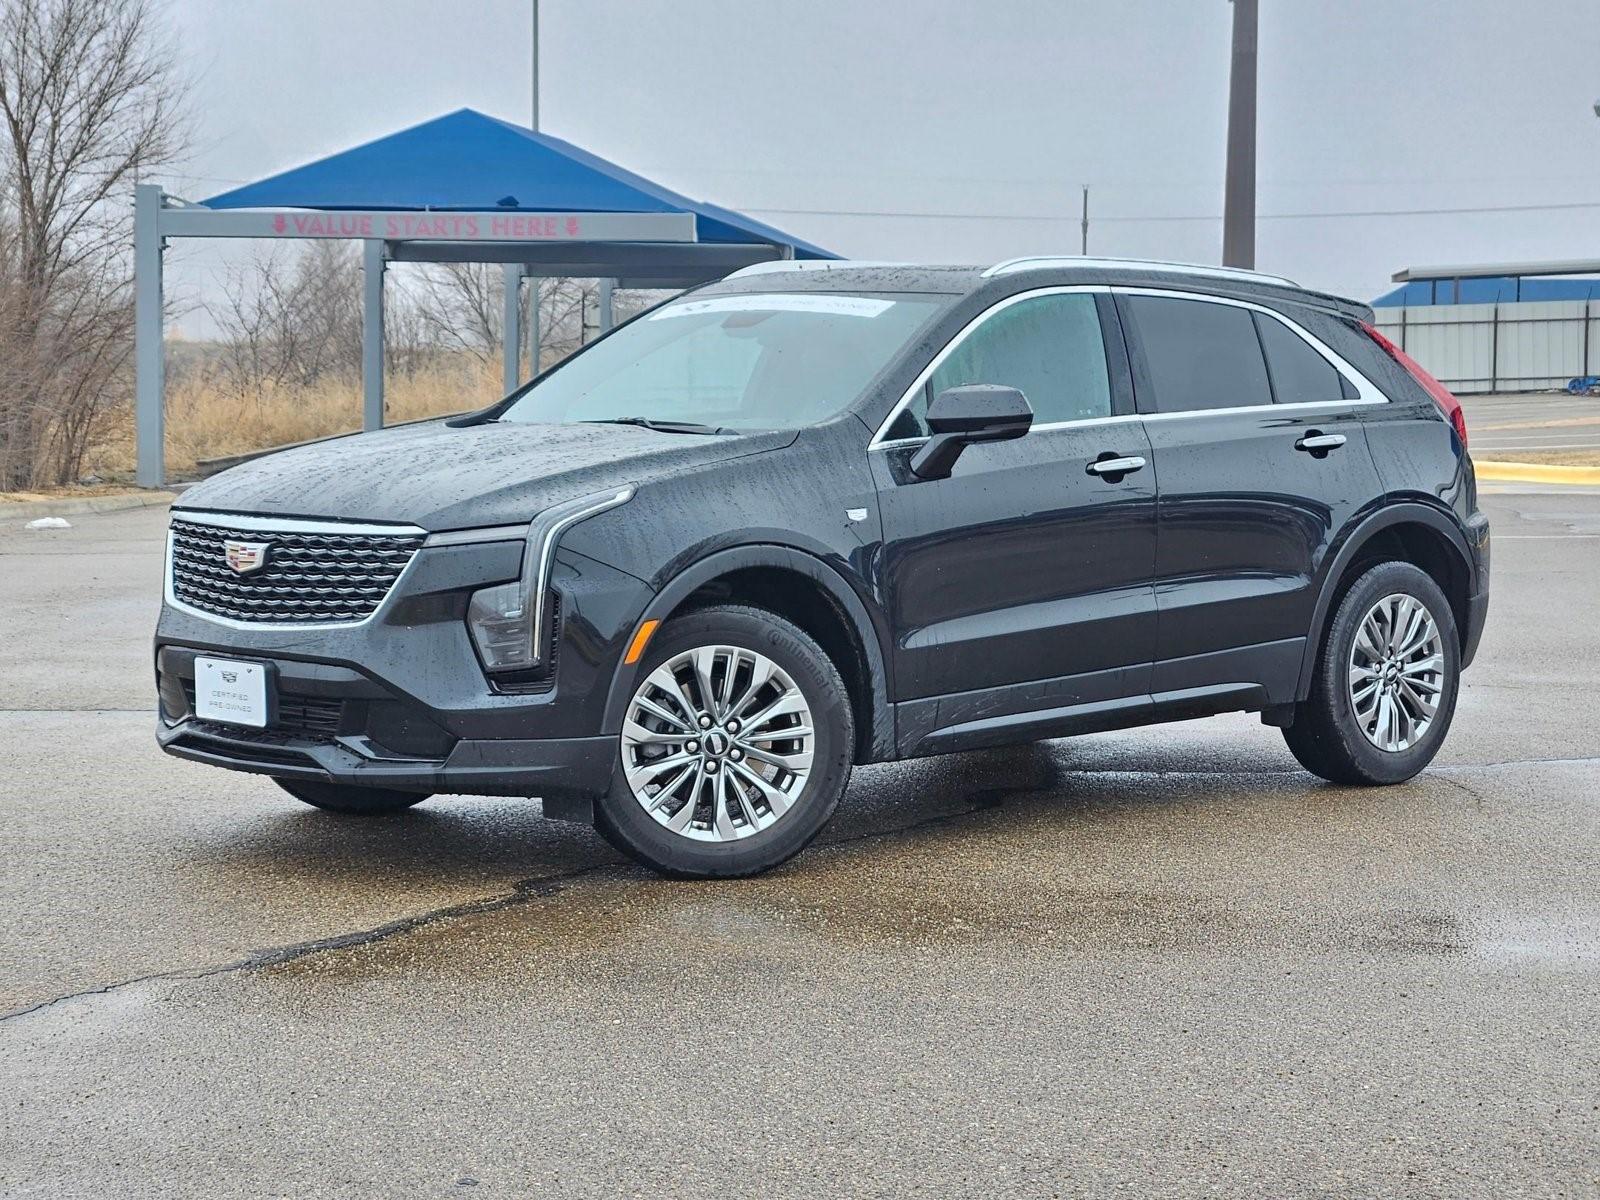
[193,656,269,728]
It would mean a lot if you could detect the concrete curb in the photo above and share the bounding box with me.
[0,491,176,519]
[1475,461,1600,486]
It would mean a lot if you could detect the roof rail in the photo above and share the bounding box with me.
[983,256,1298,287]
[724,259,908,280]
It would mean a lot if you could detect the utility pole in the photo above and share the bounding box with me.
[1222,0,1257,268]
[520,0,542,383]
[530,0,540,131]
[1080,185,1089,255]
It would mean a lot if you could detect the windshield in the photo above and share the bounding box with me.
[496,291,944,431]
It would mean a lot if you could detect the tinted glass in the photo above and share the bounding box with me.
[498,292,943,431]
[886,293,1111,439]
[1255,312,1354,404]
[1125,294,1272,413]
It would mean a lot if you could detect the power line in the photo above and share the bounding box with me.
[739,199,1600,224]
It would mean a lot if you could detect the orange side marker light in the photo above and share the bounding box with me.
[623,619,661,665]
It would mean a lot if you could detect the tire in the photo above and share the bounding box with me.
[273,778,431,815]
[1284,561,1461,785]
[595,604,855,878]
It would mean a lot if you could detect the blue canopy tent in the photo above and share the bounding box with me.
[133,108,835,485]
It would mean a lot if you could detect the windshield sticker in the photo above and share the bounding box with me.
[650,294,897,321]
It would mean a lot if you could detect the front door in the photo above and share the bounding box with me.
[872,289,1158,711]
[1115,290,1385,699]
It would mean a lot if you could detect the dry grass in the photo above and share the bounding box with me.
[87,357,503,479]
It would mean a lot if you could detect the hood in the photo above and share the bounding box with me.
[175,419,795,531]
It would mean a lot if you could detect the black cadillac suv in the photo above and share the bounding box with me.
[156,257,1490,877]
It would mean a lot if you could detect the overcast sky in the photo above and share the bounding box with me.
[161,0,1600,332]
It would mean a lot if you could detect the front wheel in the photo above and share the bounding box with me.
[1284,561,1461,785]
[595,604,855,878]
[273,778,431,815]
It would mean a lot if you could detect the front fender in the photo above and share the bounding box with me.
[599,544,897,763]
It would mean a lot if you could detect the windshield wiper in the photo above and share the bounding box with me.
[584,416,731,435]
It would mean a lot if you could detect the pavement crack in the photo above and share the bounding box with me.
[1435,754,1600,771]
[8,748,1580,1027]
[0,777,1056,1026]
[0,862,616,1027]
[1432,774,1488,806]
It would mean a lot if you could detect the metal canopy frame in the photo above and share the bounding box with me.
[134,183,795,486]
[1392,259,1600,283]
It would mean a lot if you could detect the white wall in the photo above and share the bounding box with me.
[1370,300,1600,394]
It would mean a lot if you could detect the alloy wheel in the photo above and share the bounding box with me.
[1347,592,1446,753]
[621,644,815,841]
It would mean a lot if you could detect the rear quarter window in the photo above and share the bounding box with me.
[1254,311,1359,403]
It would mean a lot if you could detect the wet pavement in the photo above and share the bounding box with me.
[1462,391,1600,459]
[2,493,1598,1198]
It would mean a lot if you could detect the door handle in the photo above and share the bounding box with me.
[1086,454,1146,477]
[1295,432,1346,454]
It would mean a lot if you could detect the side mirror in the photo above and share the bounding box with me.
[909,385,1033,480]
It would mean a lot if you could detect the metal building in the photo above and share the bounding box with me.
[1372,260,1600,394]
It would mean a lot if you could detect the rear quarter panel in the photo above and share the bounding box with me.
[1304,312,1477,522]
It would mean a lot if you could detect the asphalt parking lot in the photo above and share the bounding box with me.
[2,487,1598,1198]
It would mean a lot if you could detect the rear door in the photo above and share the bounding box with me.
[1115,290,1386,701]
[873,288,1157,712]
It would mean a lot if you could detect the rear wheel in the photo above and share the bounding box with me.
[1284,561,1460,785]
[595,604,854,878]
[273,778,431,815]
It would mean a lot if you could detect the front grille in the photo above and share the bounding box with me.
[169,517,425,625]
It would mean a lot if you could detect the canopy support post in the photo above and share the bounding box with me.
[598,278,615,332]
[361,239,385,431]
[134,184,165,488]
[503,263,523,392]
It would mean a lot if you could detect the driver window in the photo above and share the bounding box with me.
[884,293,1112,440]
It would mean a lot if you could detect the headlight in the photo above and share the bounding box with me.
[463,487,634,673]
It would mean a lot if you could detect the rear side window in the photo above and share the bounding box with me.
[885,292,1111,439]
[1123,294,1272,413]
[1254,312,1358,403]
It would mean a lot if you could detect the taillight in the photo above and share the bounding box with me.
[1361,322,1468,447]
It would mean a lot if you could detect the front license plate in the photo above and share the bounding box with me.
[193,656,270,728]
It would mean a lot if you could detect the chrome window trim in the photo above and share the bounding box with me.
[868,284,1110,449]
[1112,286,1388,409]
[169,509,426,537]
[869,284,1386,450]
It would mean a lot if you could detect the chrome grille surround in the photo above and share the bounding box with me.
[166,511,427,628]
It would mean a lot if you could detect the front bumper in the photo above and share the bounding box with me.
[157,714,612,811]
[155,537,651,813]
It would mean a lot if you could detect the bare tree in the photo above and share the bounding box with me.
[408,262,505,364]
[209,241,362,396]
[0,0,185,488]
[401,269,666,379]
